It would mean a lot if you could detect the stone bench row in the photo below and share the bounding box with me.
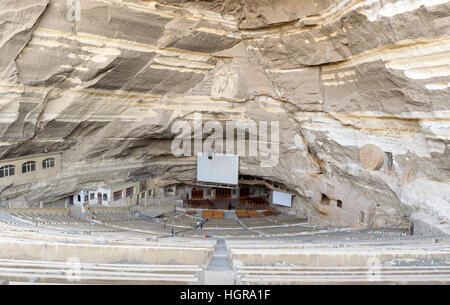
[7,213,87,224]
[0,239,214,265]
[2,208,69,215]
[238,274,450,285]
[0,225,217,250]
[236,264,450,285]
[0,257,205,284]
[226,239,450,251]
[228,248,450,268]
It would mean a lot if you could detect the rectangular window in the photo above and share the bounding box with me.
[139,181,147,192]
[126,187,134,197]
[90,193,95,200]
[113,191,123,201]
[337,200,343,208]
[84,195,89,202]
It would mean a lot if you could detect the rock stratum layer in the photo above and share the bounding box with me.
[0,0,449,230]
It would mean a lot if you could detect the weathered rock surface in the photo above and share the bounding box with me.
[0,0,449,231]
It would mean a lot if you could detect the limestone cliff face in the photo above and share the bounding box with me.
[0,0,449,230]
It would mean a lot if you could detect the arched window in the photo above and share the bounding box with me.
[22,161,36,173]
[0,165,15,178]
[42,158,55,169]
[103,194,107,201]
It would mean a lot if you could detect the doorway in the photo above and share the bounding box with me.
[215,188,232,199]
[191,189,204,199]
[239,187,249,198]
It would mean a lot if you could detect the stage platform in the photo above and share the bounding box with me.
[184,197,269,211]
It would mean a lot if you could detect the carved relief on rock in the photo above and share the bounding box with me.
[211,62,240,99]
[400,159,418,186]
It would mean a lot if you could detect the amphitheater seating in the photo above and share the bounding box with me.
[241,217,278,228]
[213,210,224,219]
[236,209,247,218]
[202,210,224,220]
[236,210,260,218]
[2,207,450,285]
[186,197,268,210]
[203,219,241,229]
[236,265,450,284]
[240,197,269,207]
[4,208,88,225]
[227,236,450,284]
[89,207,137,223]
[261,210,279,216]
[202,210,213,219]
[247,210,259,218]
[0,259,203,285]
[187,200,213,209]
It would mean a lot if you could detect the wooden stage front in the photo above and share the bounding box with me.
[184,197,269,211]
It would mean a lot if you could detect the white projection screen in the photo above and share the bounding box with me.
[272,191,292,207]
[197,153,239,185]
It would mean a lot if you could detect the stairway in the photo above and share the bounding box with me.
[205,239,235,285]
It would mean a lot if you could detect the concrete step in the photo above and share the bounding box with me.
[229,248,450,267]
[236,265,450,284]
[0,238,214,265]
[205,239,234,285]
[0,259,203,285]
[239,274,450,285]
[0,259,203,272]
[236,265,450,272]
[1,273,199,285]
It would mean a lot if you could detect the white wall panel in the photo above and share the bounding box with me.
[197,153,239,185]
[272,190,292,207]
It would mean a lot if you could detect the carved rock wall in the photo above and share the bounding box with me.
[0,0,449,230]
